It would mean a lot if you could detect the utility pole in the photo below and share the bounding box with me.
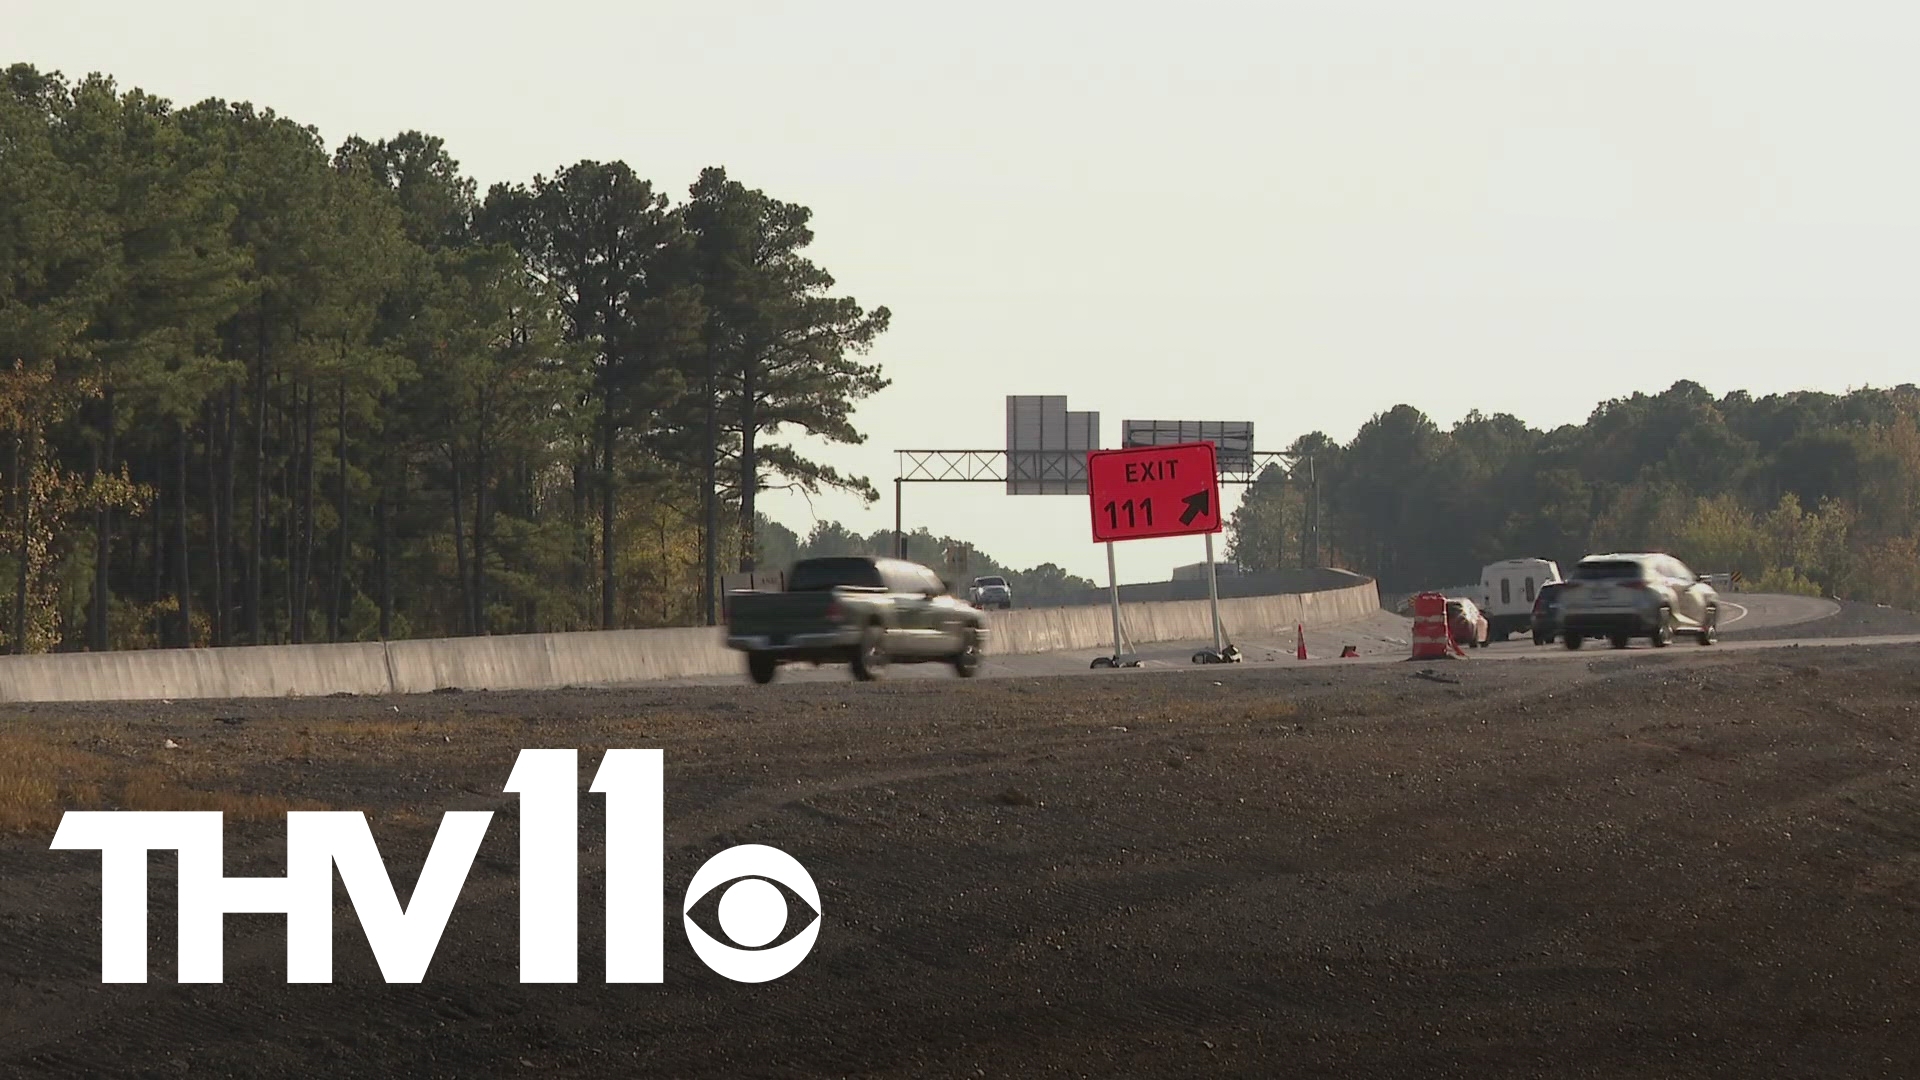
[1307,453,1320,567]
[702,348,718,626]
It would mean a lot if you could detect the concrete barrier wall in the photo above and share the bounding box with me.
[987,575,1379,655]
[1019,567,1373,608]
[0,642,395,704]
[385,627,739,695]
[0,576,1377,704]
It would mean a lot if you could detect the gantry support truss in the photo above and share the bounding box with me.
[890,448,1319,562]
[894,449,1297,486]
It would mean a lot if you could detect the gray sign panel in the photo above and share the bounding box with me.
[1007,395,1099,494]
[1121,420,1253,472]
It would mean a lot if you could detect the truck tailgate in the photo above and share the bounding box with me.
[727,591,846,642]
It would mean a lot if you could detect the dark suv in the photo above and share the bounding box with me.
[1531,581,1569,645]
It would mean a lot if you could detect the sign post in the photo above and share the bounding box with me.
[1092,541,1138,669]
[1204,531,1224,654]
[1086,441,1237,666]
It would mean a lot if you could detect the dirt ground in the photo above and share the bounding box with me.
[4,641,1920,1078]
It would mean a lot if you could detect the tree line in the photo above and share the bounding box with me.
[1229,380,1920,606]
[754,515,1096,603]
[0,62,891,653]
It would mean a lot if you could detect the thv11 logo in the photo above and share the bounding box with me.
[49,749,821,985]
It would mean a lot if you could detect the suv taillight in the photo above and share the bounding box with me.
[824,600,843,621]
[1621,580,1650,590]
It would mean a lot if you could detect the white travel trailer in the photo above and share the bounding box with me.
[1478,558,1562,641]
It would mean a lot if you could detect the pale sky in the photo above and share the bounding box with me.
[12,1,1919,584]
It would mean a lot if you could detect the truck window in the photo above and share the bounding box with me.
[788,558,883,591]
[1524,577,1535,602]
[881,563,940,595]
[1571,560,1640,581]
[1500,579,1511,605]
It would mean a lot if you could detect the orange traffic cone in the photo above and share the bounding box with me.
[1295,624,1308,660]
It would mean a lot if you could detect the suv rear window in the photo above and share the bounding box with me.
[788,558,884,591]
[1571,560,1644,581]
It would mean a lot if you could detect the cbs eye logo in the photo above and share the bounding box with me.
[681,845,822,982]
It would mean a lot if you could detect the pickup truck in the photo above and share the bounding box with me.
[724,556,991,683]
[967,575,1013,609]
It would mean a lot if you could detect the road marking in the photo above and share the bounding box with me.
[1722,601,1749,626]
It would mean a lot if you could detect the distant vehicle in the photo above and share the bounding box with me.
[1478,558,1561,641]
[725,556,989,683]
[1445,597,1490,648]
[1531,580,1570,645]
[968,575,1013,609]
[1557,553,1720,650]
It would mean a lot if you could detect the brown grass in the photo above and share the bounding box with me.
[0,703,821,836]
[279,718,469,761]
[273,710,727,759]
[1241,700,1302,723]
[116,772,305,818]
[0,734,108,833]
[0,729,313,834]
[1146,694,1300,726]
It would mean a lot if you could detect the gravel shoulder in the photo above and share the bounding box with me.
[4,643,1920,1078]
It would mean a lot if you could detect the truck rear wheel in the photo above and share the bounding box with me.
[851,625,888,681]
[747,652,778,685]
[952,628,981,677]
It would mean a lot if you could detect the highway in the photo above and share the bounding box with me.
[678,591,1912,686]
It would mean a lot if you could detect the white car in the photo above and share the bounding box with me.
[1558,553,1720,650]
[968,576,1013,609]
